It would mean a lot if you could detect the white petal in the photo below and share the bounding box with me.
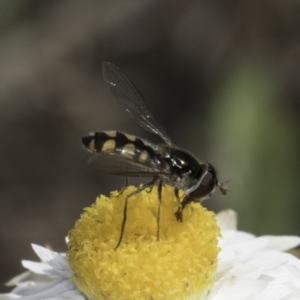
[262,236,300,251]
[216,209,237,231]
[46,254,73,279]
[1,244,83,299]
[208,277,270,300]
[21,261,58,278]
[218,230,255,249]
[210,225,300,300]
[31,244,72,278]
[0,294,20,299]
[10,279,78,300]
[47,290,86,300]
[31,244,60,264]
[219,235,268,262]
[5,271,32,287]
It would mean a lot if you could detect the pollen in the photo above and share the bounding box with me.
[67,185,220,300]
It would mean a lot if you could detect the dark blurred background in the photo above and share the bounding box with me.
[1,0,300,292]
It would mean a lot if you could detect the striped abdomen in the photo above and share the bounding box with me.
[82,131,159,165]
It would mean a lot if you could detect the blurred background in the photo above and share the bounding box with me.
[1,0,300,292]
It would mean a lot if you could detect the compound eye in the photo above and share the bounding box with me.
[189,171,215,199]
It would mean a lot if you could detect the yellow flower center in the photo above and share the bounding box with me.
[67,185,220,300]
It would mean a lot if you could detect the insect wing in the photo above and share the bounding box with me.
[88,152,162,177]
[102,62,174,147]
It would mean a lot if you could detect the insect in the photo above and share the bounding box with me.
[82,62,227,249]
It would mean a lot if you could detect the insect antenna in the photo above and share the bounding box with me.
[217,178,230,195]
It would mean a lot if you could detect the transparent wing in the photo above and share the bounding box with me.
[88,152,165,177]
[102,62,174,147]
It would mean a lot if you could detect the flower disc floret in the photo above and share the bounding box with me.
[67,185,220,300]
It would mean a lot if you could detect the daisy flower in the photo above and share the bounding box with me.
[1,185,300,300]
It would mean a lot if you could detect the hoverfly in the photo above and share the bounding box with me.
[82,62,227,249]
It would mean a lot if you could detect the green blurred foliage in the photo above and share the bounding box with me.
[210,62,299,235]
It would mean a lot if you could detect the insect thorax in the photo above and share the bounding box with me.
[157,145,206,191]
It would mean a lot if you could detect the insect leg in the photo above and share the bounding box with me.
[156,181,163,241]
[115,177,158,250]
[174,195,190,222]
[145,184,155,194]
[118,175,130,195]
[174,188,181,205]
